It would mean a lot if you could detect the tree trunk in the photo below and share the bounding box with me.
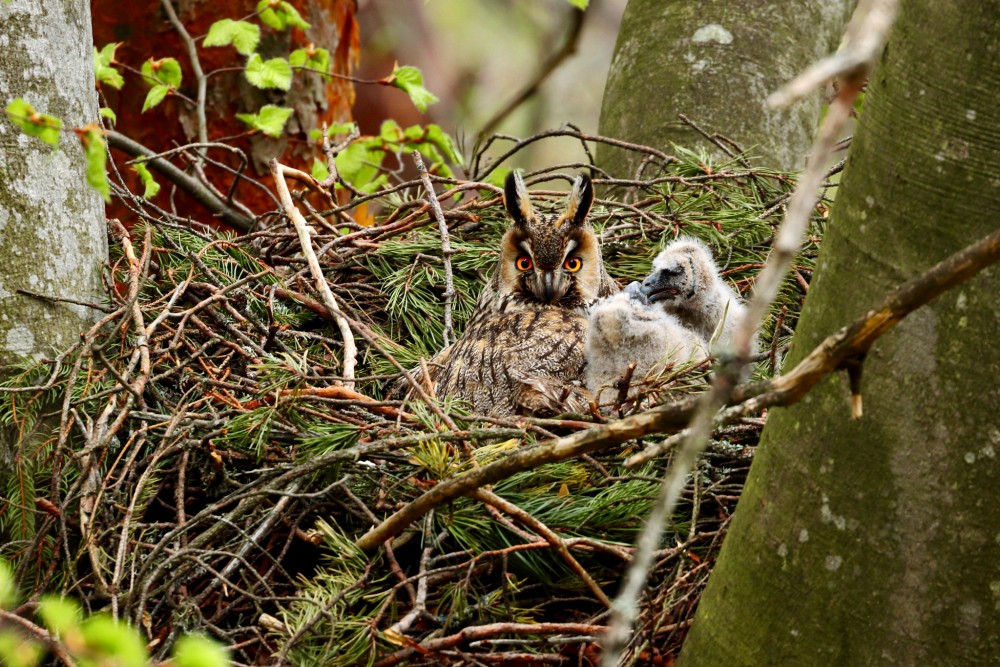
[0,0,108,367]
[598,0,850,172]
[679,2,1000,664]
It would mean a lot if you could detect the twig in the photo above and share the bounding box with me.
[474,488,612,607]
[413,151,456,347]
[106,131,253,230]
[476,5,585,139]
[269,159,357,389]
[768,0,898,108]
[599,5,899,663]
[158,0,208,149]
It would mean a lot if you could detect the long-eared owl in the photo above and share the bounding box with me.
[433,171,618,417]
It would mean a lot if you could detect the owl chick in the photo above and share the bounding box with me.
[433,171,617,417]
[585,282,706,396]
[639,237,756,353]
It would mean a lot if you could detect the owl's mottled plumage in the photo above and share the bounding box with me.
[585,283,705,397]
[434,172,617,417]
[640,237,755,352]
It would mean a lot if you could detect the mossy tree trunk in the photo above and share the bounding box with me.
[598,0,851,172]
[679,3,1000,664]
[0,0,108,368]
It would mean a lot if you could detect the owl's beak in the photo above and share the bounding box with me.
[538,270,567,303]
[640,269,681,303]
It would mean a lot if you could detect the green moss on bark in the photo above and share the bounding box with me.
[0,0,108,366]
[598,0,851,173]
[680,3,1000,664]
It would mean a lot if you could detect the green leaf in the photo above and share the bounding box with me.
[290,46,330,75]
[142,84,170,112]
[244,54,292,91]
[172,634,230,667]
[5,98,62,147]
[566,0,588,8]
[204,19,260,56]
[387,65,438,112]
[38,596,81,635]
[0,629,43,667]
[425,124,462,165]
[311,157,329,181]
[132,162,160,199]
[99,107,117,124]
[379,119,402,143]
[80,615,148,667]
[0,560,16,608]
[81,127,110,202]
[93,44,124,89]
[482,167,512,189]
[140,57,182,88]
[96,42,118,67]
[256,0,310,30]
[335,140,386,193]
[235,104,294,137]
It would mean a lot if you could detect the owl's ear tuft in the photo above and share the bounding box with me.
[564,173,594,228]
[504,171,534,228]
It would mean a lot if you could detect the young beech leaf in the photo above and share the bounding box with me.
[566,0,588,8]
[99,107,117,124]
[6,98,63,146]
[141,57,182,88]
[172,634,230,667]
[278,1,311,29]
[38,596,81,635]
[235,105,294,137]
[142,84,169,112]
[204,19,260,56]
[132,162,160,199]
[245,54,292,91]
[80,615,148,667]
[80,126,110,202]
[425,124,462,165]
[93,44,124,89]
[311,157,330,181]
[289,46,330,75]
[385,65,438,113]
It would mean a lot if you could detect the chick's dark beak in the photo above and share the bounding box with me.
[640,269,681,303]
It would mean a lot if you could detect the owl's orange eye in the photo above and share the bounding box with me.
[516,255,533,271]
[563,256,583,272]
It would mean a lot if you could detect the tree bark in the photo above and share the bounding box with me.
[598,0,851,172]
[679,2,1000,664]
[0,0,108,367]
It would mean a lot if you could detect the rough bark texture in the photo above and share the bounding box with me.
[598,0,850,172]
[0,0,108,365]
[679,2,1000,664]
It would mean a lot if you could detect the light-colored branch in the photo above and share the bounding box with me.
[269,159,357,388]
[412,151,456,347]
[159,0,208,148]
[599,5,898,662]
[768,0,898,108]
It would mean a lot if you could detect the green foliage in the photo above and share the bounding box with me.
[131,162,160,199]
[244,53,293,91]
[203,18,260,56]
[566,0,589,7]
[0,565,229,667]
[99,107,117,124]
[140,57,182,87]
[93,43,124,89]
[290,45,331,75]
[236,104,294,137]
[80,126,110,202]
[256,0,311,31]
[4,98,62,146]
[386,65,439,112]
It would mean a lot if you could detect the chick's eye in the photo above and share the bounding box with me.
[515,255,533,271]
[563,256,583,272]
